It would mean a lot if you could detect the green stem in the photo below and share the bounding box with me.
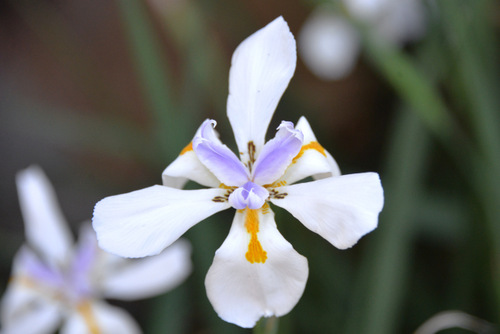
[254,317,279,334]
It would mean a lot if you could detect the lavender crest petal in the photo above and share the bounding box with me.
[252,121,303,185]
[228,182,269,210]
[193,120,249,187]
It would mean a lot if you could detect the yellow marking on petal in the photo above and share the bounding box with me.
[77,301,101,334]
[219,183,235,190]
[263,180,287,188]
[292,141,326,163]
[261,202,270,215]
[179,142,193,155]
[13,276,64,302]
[245,209,267,264]
[12,275,36,287]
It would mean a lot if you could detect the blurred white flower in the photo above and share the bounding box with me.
[299,0,427,80]
[93,17,384,328]
[299,8,360,80]
[1,166,192,334]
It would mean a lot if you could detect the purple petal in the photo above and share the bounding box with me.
[69,226,98,299]
[22,248,65,289]
[252,121,303,185]
[228,182,269,210]
[193,120,249,187]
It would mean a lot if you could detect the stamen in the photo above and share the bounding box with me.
[77,300,101,334]
[269,189,288,200]
[244,208,267,264]
[247,141,256,173]
[179,142,193,155]
[212,186,236,203]
[292,141,326,163]
[212,196,227,203]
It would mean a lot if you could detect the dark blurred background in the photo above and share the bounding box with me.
[1,0,499,333]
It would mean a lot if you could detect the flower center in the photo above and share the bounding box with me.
[228,181,269,210]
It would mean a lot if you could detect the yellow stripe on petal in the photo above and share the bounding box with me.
[244,208,267,264]
[11,275,35,287]
[179,142,193,155]
[292,141,326,163]
[77,301,101,334]
[261,202,271,214]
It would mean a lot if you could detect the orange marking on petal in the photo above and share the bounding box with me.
[261,202,270,215]
[77,301,101,334]
[276,180,287,187]
[244,209,267,264]
[13,276,36,288]
[263,180,287,188]
[13,276,64,302]
[219,183,236,190]
[292,141,326,163]
[179,142,193,155]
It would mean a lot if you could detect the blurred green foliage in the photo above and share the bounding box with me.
[0,0,499,333]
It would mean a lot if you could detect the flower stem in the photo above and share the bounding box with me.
[254,317,279,334]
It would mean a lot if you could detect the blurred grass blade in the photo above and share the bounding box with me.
[437,0,500,312]
[438,0,500,165]
[146,285,190,334]
[159,1,228,118]
[345,109,430,334]
[118,1,188,159]
[359,26,454,144]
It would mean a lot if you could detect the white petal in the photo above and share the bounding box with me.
[205,208,308,328]
[101,239,192,300]
[227,16,297,157]
[0,298,61,334]
[312,150,342,181]
[162,150,220,188]
[280,116,340,185]
[93,185,230,258]
[299,8,360,80]
[162,122,221,188]
[1,248,62,334]
[16,166,73,265]
[60,301,141,334]
[270,173,384,249]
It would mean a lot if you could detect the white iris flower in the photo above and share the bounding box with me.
[1,166,192,334]
[93,16,384,328]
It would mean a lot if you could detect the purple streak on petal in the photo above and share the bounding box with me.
[193,120,249,187]
[252,121,303,185]
[228,181,269,210]
[22,249,65,288]
[69,228,98,300]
